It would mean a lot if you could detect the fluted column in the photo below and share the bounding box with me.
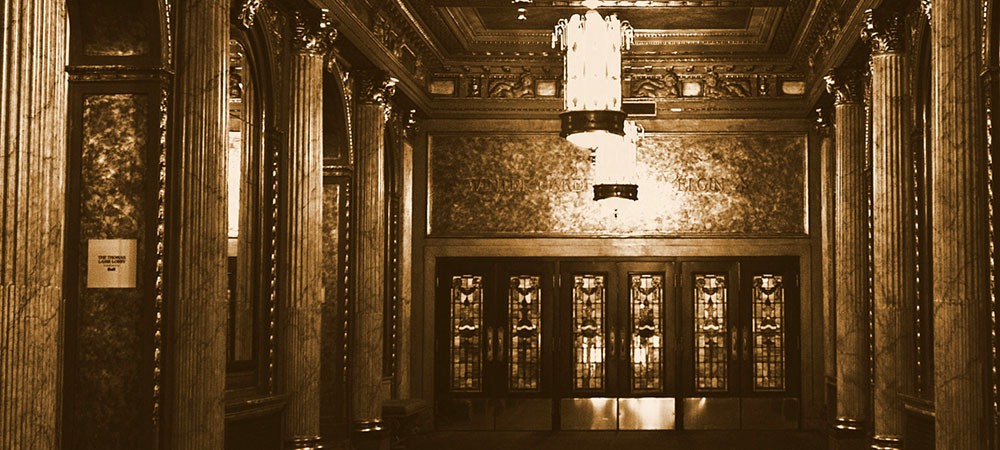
[165,0,228,448]
[817,107,837,406]
[280,10,338,449]
[351,71,396,447]
[0,0,67,447]
[862,9,914,450]
[930,0,991,447]
[825,69,870,449]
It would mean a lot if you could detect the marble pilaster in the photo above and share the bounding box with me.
[164,0,229,448]
[351,71,396,447]
[863,9,914,449]
[930,0,992,448]
[817,108,836,388]
[0,0,67,447]
[825,68,871,448]
[279,9,338,449]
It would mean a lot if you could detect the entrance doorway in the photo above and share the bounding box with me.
[435,257,799,431]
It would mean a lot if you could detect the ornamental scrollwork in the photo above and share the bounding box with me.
[238,0,263,29]
[488,72,535,98]
[824,68,865,105]
[358,71,398,123]
[293,8,338,55]
[861,9,904,54]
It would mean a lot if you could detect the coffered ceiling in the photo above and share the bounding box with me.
[317,0,873,116]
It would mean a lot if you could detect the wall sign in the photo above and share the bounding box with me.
[87,239,137,288]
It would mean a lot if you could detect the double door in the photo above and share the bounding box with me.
[435,257,799,431]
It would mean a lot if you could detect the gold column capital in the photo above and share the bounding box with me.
[237,0,264,29]
[861,8,905,55]
[293,8,338,55]
[824,68,866,105]
[356,70,398,106]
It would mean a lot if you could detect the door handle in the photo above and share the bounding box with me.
[609,328,616,357]
[497,327,505,362]
[742,325,751,361]
[619,327,627,362]
[486,327,494,362]
[729,331,736,361]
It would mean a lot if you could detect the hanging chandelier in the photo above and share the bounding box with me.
[592,119,641,202]
[552,0,634,151]
[553,1,640,204]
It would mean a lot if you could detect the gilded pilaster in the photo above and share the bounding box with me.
[0,0,67,447]
[165,0,229,448]
[930,0,992,447]
[825,68,870,449]
[863,8,914,449]
[279,9,337,449]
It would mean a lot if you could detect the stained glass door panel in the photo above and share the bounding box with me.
[451,274,485,392]
[693,273,729,392]
[751,274,785,391]
[630,273,664,392]
[572,273,607,391]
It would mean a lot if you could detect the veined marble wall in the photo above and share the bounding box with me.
[429,133,807,236]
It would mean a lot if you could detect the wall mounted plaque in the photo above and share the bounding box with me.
[87,239,137,288]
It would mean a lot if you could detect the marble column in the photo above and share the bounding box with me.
[825,68,870,449]
[280,10,338,449]
[817,107,837,408]
[351,71,396,448]
[930,0,992,447]
[0,0,67,447]
[862,9,915,450]
[165,0,229,448]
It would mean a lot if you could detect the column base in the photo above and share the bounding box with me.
[870,435,901,450]
[831,417,868,450]
[288,435,324,449]
[352,420,389,450]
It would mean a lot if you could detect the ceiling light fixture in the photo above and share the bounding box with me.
[553,0,640,205]
[552,0,633,150]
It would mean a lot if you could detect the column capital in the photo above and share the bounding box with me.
[861,8,905,54]
[824,68,866,105]
[237,0,264,29]
[356,71,398,106]
[292,8,338,55]
[814,107,832,137]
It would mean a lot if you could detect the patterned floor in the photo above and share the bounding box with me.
[406,430,827,450]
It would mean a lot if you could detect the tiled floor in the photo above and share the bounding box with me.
[407,430,827,450]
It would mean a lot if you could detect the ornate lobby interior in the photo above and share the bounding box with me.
[1,0,997,449]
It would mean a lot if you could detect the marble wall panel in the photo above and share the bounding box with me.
[73,93,150,448]
[320,181,347,430]
[78,0,151,57]
[429,133,807,236]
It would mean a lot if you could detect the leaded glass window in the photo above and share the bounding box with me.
[509,275,541,391]
[694,274,727,392]
[631,274,663,392]
[752,274,785,391]
[573,274,605,391]
[451,275,483,392]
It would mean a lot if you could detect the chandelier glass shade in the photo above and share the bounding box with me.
[592,120,641,202]
[552,5,633,150]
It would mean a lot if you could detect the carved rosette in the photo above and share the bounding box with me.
[862,9,904,54]
[824,69,866,105]
[293,9,338,55]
